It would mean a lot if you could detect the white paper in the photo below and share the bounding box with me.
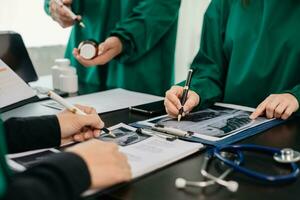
[7,123,203,196]
[42,88,164,114]
[0,59,36,108]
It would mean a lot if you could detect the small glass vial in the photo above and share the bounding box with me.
[78,40,98,60]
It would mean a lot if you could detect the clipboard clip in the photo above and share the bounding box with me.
[152,124,194,138]
[136,128,178,141]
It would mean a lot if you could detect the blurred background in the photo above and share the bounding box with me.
[0,0,210,83]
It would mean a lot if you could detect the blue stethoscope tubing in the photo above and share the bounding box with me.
[213,144,300,183]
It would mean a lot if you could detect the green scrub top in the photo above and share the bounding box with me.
[0,119,9,198]
[45,0,180,96]
[189,0,300,109]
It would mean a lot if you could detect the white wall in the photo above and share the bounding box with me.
[175,0,210,83]
[0,0,70,47]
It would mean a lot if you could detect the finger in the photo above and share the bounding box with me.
[250,100,268,119]
[93,129,101,137]
[75,104,97,114]
[183,92,199,113]
[79,114,105,130]
[98,42,107,55]
[281,105,295,120]
[274,102,288,119]
[164,99,179,117]
[62,0,72,6]
[90,48,118,65]
[84,131,93,140]
[74,54,96,67]
[165,90,182,110]
[265,99,280,119]
[73,134,85,142]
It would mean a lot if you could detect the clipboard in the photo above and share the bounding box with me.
[131,103,286,147]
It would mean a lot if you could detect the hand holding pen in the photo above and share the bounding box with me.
[164,70,200,120]
[50,0,86,28]
[48,91,116,140]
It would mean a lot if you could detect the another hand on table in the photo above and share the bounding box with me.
[73,36,123,67]
[49,0,80,28]
[250,93,299,120]
[67,139,132,189]
[164,86,200,118]
[57,104,104,144]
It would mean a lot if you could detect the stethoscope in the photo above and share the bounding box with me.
[175,144,300,192]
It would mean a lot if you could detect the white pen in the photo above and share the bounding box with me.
[136,128,177,141]
[54,0,86,28]
[152,124,193,138]
[48,91,116,137]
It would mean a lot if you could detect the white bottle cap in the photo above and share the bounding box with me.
[79,42,97,60]
[55,58,71,67]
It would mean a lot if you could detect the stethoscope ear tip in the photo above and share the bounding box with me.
[175,178,187,189]
[227,181,239,192]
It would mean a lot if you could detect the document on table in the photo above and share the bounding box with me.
[7,123,203,196]
[42,88,164,113]
[138,103,274,142]
[0,59,36,108]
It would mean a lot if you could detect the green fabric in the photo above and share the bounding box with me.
[0,119,9,198]
[188,0,300,110]
[44,0,180,96]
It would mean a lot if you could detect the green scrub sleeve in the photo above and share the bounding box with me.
[44,0,51,16]
[284,85,300,116]
[110,0,180,63]
[185,0,227,110]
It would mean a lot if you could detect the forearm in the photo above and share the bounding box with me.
[4,116,61,154]
[4,152,91,200]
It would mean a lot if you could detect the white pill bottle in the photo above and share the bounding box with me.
[51,58,78,93]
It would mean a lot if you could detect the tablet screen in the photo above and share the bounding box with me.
[0,31,38,83]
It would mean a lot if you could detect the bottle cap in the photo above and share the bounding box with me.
[78,41,98,60]
[55,58,71,67]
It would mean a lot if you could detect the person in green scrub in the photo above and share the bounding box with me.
[165,0,300,120]
[44,0,180,96]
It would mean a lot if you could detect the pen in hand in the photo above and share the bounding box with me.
[48,91,116,138]
[54,0,86,28]
[178,69,193,122]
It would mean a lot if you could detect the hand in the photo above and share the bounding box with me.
[73,36,123,67]
[164,86,200,118]
[67,139,132,189]
[250,93,299,120]
[49,0,80,28]
[57,105,104,144]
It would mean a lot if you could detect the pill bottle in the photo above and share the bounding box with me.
[52,58,71,90]
[78,40,98,60]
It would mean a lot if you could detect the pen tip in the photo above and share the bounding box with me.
[177,115,182,122]
[109,131,116,138]
[79,22,85,28]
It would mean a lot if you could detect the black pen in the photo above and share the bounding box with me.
[178,69,193,122]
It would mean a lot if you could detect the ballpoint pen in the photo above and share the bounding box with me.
[48,91,116,137]
[54,0,86,28]
[178,69,193,122]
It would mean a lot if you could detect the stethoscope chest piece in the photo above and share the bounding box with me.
[274,148,300,163]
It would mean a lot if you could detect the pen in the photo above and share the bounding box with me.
[152,124,193,138]
[178,69,193,122]
[54,0,86,28]
[48,91,116,137]
[136,128,177,141]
